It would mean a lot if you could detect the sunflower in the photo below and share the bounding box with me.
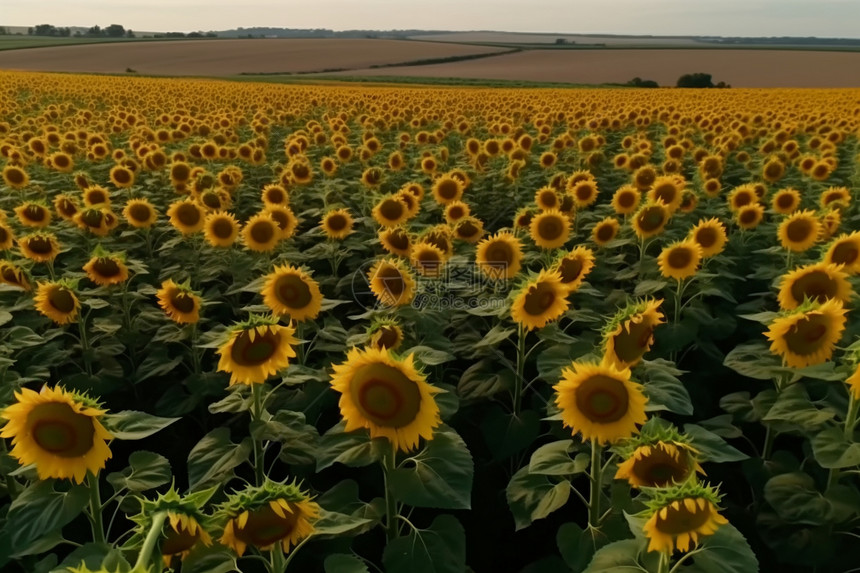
[444,200,470,224]
[475,231,523,280]
[82,185,111,208]
[167,199,205,235]
[453,216,484,243]
[369,320,404,351]
[15,202,52,228]
[0,386,112,483]
[772,188,801,214]
[261,184,289,207]
[824,232,860,274]
[602,299,665,369]
[642,483,729,554]
[534,187,561,211]
[123,198,158,229]
[735,204,765,230]
[778,210,820,253]
[34,280,80,325]
[83,252,129,286]
[727,185,758,212]
[410,242,446,278]
[156,279,201,324]
[204,211,241,248]
[647,176,685,213]
[0,222,12,250]
[372,196,409,228]
[53,194,80,221]
[820,208,841,241]
[615,440,703,489]
[658,240,702,281]
[776,262,852,310]
[688,218,727,259]
[18,232,61,263]
[321,208,354,240]
[0,261,31,291]
[217,317,299,386]
[765,298,847,368]
[821,186,851,210]
[569,179,599,209]
[132,486,213,568]
[611,185,641,215]
[379,226,412,257]
[261,265,323,322]
[510,270,570,331]
[553,246,596,291]
[368,258,416,307]
[632,202,670,240]
[243,213,281,252]
[1,164,29,189]
[529,209,571,249]
[109,165,135,188]
[592,217,620,247]
[74,207,112,237]
[553,361,648,445]
[218,480,320,556]
[330,346,441,451]
[361,166,383,188]
[431,175,463,205]
[846,364,860,400]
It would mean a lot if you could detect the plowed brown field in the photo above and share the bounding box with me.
[0,38,507,75]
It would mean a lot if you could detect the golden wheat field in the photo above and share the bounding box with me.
[1,70,860,573]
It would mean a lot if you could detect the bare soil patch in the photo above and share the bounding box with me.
[0,38,507,75]
[326,49,860,87]
[410,32,701,46]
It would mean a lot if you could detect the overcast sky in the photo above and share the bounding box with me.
[3,0,860,37]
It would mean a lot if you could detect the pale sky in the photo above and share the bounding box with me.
[3,0,860,38]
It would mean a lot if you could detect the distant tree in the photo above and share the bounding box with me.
[86,25,102,37]
[206,32,218,37]
[627,77,659,88]
[33,24,60,36]
[187,31,203,38]
[125,29,135,38]
[27,27,34,35]
[555,38,567,45]
[676,73,714,88]
[0,27,8,35]
[105,24,125,37]
[58,27,71,37]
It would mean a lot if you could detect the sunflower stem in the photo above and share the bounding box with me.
[382,440,399,542]
[131,510,166,573]
[829,393,859,488]
[190,323,201,376]
[79,309,93,377]
[251,384,265,486]
[657,550,671,573]
[588,438,603,530]
[281,534,312,571]
[514,323,526,417]
[87,473,106,544]
[296,322,306,366]
[761,424,775,461]
[269,543,286,573]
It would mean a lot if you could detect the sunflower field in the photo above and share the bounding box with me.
[0,70,859,573]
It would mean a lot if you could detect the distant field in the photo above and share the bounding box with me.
[0,38,508,75]
[410,31,703,46]
[323,49,860,88]
[0,34,147,50]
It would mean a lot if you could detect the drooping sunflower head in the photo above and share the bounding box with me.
[824,231,860,274]
[735,203,765,230]
[0,385,112,483]
[819,208,842,241]
[0,221,12,250]
[776,261,852,311]
[453,216,484,244]
[688,218,727,259]
[204,211,241,248]
[475,231,523,281]
[0,261,31,291]
[156,279,202,324]
[243,213,281,253]
[514,207,535,230]
[642,482,729,554]
[216,315,299,386]
[321,208,354,240]
[658,240,703,281]
[632,202,670,240]
[15,201,52,228]
[123,198,158,229]
[772,188,801,215]
[167,198,205,235]
[83,249,129,287]
[510,269,570,331]
[552,245,596,292]
[53,194,80,221]
[611,185,642,215]
[330,346,442,451]
[821,186,851,211]
[262,265,323,322]
[778,210,821,253]
[34,279,80,325]
[131,485,214,568]
[379,226,412,257]
[765,298,847,368]
[601,298,665,369]
[529,209,571,250]
[614,423,703,489]
[368,258,416,307]
[18,231,61,263]
[592,216,620,247]
[218,480,320,556]
[367,318,405,351]
[553,361,648,445]
[74,207,112,237]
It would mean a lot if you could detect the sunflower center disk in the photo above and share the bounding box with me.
[351,363,421,428]
[575,375,630,423]
[558,258,583,284]
[50,288,76,313]
[172,293,196,313]
[177,204,201,226]
[784,314,829,356]
[276,275,311,310]
[633,447,689,487]
[523,283,556,316]
[212,219,234,239]
[376,267,405,298]
[94,258,121,277]
[28,237,53,254]
[235,505,299,548]
[832,242,859,265]
[28,402,95,457]
[696,228,716,249]
[250,221,275,244]
[537,217,563,241]
[231,329,280,366]
[129,204,151,222]
[162,523,201,555]
[386,231,409,251]
[612,322,653,364]
[640,208,665,231]
[654,499,711,535]
[380,200,404,221]
[597,225,615,242]
[786,220,812,243]
[667,248,693,270]
[790,271,836,304]
[25,206,46,222]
